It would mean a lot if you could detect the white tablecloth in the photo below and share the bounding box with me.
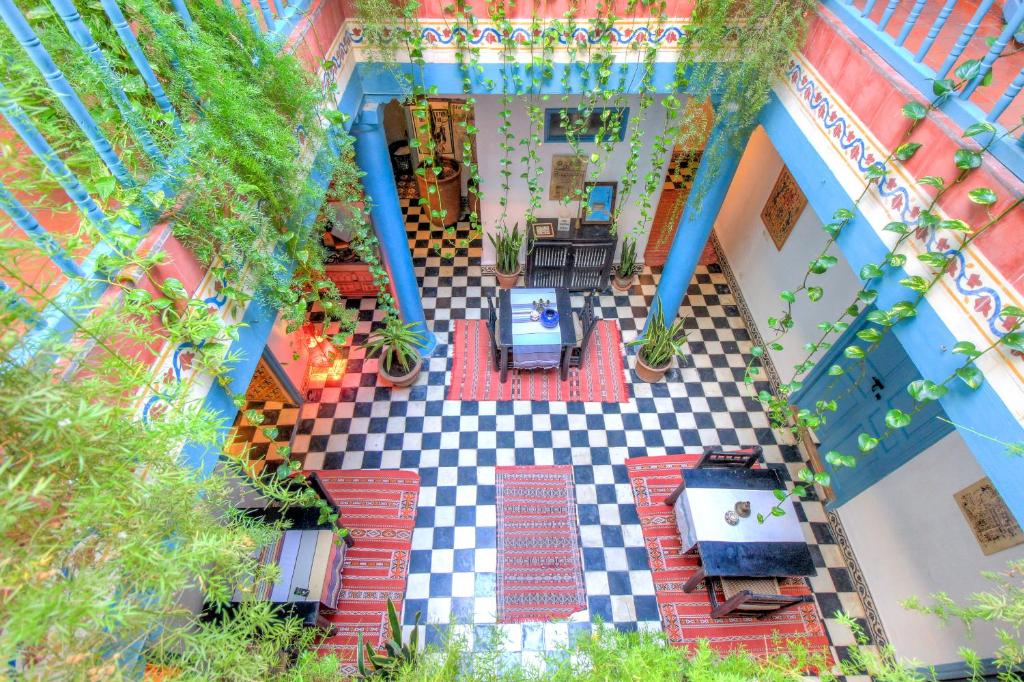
[674,487,803,551]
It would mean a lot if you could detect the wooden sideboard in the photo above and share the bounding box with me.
[525,219,615,292]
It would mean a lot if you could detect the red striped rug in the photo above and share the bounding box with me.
[496,465,587,623]
[314,470,419,677]
[624,455,832,662]
[448,319,629,402]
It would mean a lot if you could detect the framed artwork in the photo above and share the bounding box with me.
[429,103,454,157]
[760,166,807,250]
[582,182,616,225]
[955,477,1024,555]
[544,107,629,143]
[549,154,587,201]
[406,100,433,166]
[532,220,556,239]
[451,101,474,163]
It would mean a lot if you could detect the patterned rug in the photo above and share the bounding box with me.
[448,319,629,402]
[496,465,587,623]
[624,455,832,661]
[314,470,420,677]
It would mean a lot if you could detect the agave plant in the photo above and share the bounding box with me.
[356,598,421,679]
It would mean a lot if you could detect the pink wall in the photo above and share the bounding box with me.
[802,9,1024,296]
[288,0,348,71]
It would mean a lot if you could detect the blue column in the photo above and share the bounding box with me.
[645,116,751,330]
[351,103,437,357]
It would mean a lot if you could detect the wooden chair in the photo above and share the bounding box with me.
[695,445,762,469]
[707,576,810,619]
[663,446,763,505]
[569,293,597,368]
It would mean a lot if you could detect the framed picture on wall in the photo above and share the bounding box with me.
[544,108,629,143]
[955,477,1024,555]
[582,182,617,225]
[549,154,587,201]
[429,103,454,157]
[760,166,807,250]
[532,220,556,239]
[451,102,474,163]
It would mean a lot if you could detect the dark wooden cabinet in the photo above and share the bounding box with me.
[526,219,615,292]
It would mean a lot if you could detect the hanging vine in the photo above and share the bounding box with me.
[741,58,1024,513]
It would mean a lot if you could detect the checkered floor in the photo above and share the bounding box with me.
[292,197,874,668]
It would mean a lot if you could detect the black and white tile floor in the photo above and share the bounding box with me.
[289,197,875,670]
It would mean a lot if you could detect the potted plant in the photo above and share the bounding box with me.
[415,156,462,227]
[627,300,690,382]
[612,236,638,292]
[488,222,523,289]
[364,315,425,387]
[411,100,463,228]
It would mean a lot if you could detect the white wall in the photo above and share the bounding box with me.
[840,430,1024,665]
[715,126,861,378]
[474,94,675,265]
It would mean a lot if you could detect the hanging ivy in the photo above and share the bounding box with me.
[743,57,1024,508]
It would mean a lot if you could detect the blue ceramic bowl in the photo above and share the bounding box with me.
[540,308,559,328]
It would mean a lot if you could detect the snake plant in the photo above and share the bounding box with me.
[628,299,690,368]
[488,222,523,275]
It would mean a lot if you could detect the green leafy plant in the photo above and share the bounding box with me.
[357,598,421,679]
[901,559,1024,677]
[373,618,833,681]
[0,0,362,676]
[364,316,426,375]
[628,300,690,369]
[488,222,523,276]
[743,53,1024,495]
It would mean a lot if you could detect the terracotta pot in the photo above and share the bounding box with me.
[634,350,670,383]
[379,356,422,387]
[415,159,462,227]
[611,272,635,293]
[495,268,520,289]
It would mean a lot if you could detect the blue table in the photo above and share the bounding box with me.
[497,287,576,383]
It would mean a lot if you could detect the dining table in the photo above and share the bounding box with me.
[665,466,817,592]
[497,287,577,382]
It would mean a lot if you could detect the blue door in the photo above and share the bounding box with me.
[796,310,952,507]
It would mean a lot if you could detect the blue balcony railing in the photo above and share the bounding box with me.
[0,0,309,362]
[825,0,1024,179]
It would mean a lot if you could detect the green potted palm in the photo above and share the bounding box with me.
[488,222,523,289]
[612,236,638,292]
[364,315,426,387]
[627,300,690,382]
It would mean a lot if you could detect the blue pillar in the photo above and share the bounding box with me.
[351,103,437,357]
[645,116,751,330]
